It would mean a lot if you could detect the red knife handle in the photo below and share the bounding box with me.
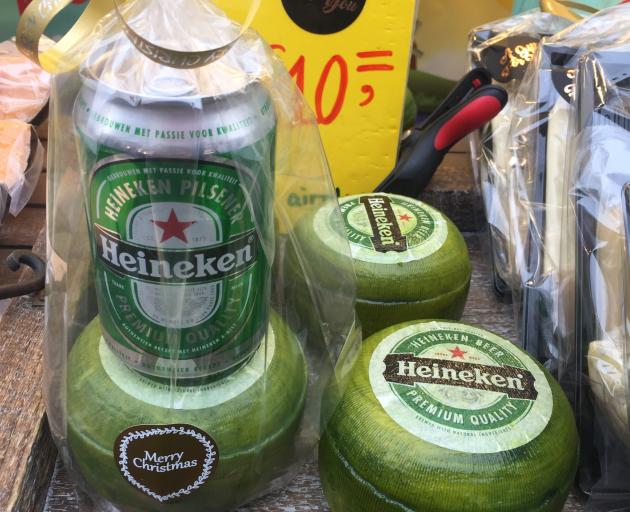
[376,85,507,197]
[434,91,506,151]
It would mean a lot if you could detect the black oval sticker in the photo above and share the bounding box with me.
[115,424,218,503]
[282,0,366,35]
[481,35,540,83]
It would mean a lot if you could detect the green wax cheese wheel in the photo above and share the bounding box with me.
[356,283,468,337]
[288,193,471,336]
[67,312,307,512]
[319,320,579,512]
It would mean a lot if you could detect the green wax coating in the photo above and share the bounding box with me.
[319,321,579,512]
[67,312,307,512]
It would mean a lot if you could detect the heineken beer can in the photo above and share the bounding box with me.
[74,51,275,379]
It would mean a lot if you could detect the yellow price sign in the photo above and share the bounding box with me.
[216,0,418,196]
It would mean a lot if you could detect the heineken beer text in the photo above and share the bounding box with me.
[74,61,276,379]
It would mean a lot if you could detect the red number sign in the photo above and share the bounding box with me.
[272,45,393,126]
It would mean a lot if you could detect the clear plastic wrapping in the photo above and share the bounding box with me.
[506,4,630,367]
[43,1,359,510]
[0,119,45,221]
[0,39,47,221]
[468,10,570,298]
[0,39,50,123]
[558,42,630,509]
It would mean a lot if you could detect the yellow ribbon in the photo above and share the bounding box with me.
[540,0,599,21]
[16,0,261,74]
[17,0,112,73]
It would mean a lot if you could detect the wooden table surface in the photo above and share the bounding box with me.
[0,166,50,512]
[0,145,587,511]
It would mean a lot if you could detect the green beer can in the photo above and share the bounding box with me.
[74,47,276,379]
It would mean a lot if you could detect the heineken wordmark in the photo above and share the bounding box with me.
[74,59,276,379]
[369,321,552,453]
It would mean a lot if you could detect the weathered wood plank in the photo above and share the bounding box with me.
[0,207,46,248]
[461,233,517,340]
[0,230,55,512]
[14,418,56,512]
[0,249,26,285]
[450,137,471,154]
[41,232,585,512]
[36,120,48,142]
[430,152,474,191]
[239,463,328,511]
[28,173,46,207]
[44,461,92,512]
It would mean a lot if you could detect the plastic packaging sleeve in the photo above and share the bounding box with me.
[503,4,630,367]
[0,39,50,123]
[0,120,45,221]
[43,1,360,510]
[558,41,630,505]
[467,10,571,297]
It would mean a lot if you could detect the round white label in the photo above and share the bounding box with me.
[315,193,448,264]
[100,325,275,410]
[369,321,553,454]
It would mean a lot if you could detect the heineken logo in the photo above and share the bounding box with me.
[115,424,218,503]
[151,208,197,243]
[282,0,366,35]
[88,158,269,378]
[321,194,448,264]
[95,224,257,284]
[369,322,553,454]
[383,353,538,400]
[360,195,407,253]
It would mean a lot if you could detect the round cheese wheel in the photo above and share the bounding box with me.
[288,193,471,336]
[67,312,307,512]
[319,320,579,512]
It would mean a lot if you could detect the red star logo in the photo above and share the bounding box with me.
[399,214,412,222]
[448,346,467,359]
[151,209,196,243]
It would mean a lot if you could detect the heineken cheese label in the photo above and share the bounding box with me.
[87,156,268,378]
[115,424,218,503]
[99,325,276,410]
[315,193,448,264]
[369,322,553,454]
